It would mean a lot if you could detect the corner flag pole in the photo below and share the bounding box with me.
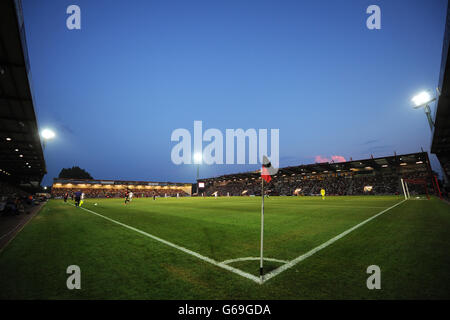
[260,177,264,282]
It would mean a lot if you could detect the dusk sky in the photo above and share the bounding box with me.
[21,0,448,185]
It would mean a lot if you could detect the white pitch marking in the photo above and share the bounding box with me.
[262,199,407,283]
[0,224,21,241]
[68,198,405,285]
[71,204,262,284]
[287,205,388,209]
[221,257,288,265]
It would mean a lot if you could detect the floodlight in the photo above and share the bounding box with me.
[411,91,436,130]
[412,91,434,108]
[194,152,202,163]
[41,128,56,140]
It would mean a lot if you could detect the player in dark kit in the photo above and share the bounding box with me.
[63,192,68,202]
[124,190,130,205]
[74,190,81,207]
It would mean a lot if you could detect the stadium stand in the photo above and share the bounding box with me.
[1,0,46,207]
[0,0,47,251]
[51,179,192,198]
[431,3,450,198]
[199,152,440,197]
[0,0,45,188]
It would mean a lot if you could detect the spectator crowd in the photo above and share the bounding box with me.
[0,181,41,216]
[202,171,435,197]
[51,187,189,199]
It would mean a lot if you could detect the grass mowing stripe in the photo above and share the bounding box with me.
[72,204,263,284]
[262,199,407,283]
[2,197,449,298]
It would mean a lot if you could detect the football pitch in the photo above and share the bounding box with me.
[0,196,449,299]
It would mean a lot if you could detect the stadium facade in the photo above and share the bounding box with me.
[198,152,440,197]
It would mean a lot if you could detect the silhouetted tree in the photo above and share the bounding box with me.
[58,166,93,179]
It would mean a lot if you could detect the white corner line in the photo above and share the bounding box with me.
[221,257,288,265]
[70,204,262,284]
[262,199,407,283]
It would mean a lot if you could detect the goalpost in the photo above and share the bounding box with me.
[400,178,430,200]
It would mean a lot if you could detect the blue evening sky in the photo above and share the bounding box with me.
[21,0,448,185]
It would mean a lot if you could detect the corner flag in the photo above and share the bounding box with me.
[261,155,277,180]
[259,155,276,282]
[261,163,272,183]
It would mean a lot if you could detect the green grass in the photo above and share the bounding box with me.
[0,195,449,299]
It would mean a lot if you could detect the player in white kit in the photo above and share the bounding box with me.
[125,190,133,204]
